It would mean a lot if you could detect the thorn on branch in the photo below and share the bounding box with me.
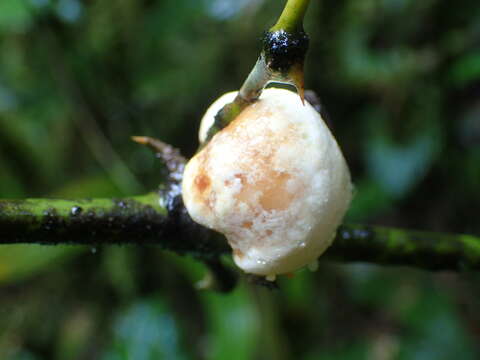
[132,136,186,212]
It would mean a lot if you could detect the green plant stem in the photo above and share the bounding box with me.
[202,0,311,145]
[0,194,228,257]
[1,195,479,272]
[271,0,311,32]
[327,224,480,271]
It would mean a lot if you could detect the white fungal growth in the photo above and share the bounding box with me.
[182,88,353,277]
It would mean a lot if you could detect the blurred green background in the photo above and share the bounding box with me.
[1,0,480,359]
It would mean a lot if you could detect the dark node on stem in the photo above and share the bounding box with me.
[262,29,309,73]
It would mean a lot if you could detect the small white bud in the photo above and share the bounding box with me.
[182,88,352,277]
[198,91,237,144]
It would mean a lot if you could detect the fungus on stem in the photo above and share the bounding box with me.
[1,195,480,273]
[0,136,479,273]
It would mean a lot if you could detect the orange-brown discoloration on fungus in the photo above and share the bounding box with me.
[242,221,253,229]
[235,103,274,125]
[194,174,210,193]
[233,248,244,259]
[259,171,294,211]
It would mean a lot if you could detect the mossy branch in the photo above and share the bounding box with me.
[1,193,479,272]
[327,224,480,271]
[0,194,227,257]
[0,138,479,273]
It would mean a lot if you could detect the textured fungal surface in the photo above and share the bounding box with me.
[183,88,352,277]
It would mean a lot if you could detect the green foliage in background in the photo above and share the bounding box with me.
[0,0,479,359]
